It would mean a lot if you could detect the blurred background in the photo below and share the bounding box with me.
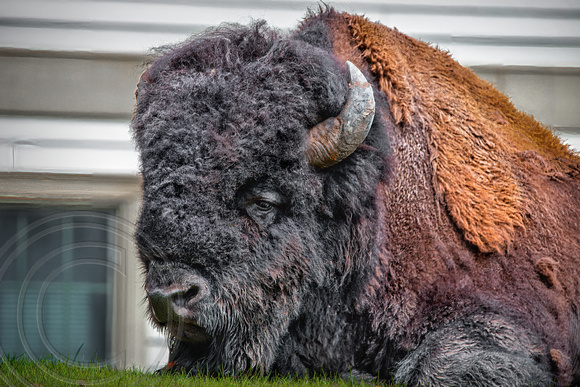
[0,0,579,371]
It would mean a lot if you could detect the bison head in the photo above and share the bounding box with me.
[132,21,390,373]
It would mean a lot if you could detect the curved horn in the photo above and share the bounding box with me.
[306,61,375,168]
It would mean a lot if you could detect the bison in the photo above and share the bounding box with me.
[131,8,580,386]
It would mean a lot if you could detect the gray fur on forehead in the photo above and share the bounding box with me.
[133,20,349,136]
[131,20,357,190]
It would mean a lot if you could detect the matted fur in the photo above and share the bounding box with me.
[346,14,579,253]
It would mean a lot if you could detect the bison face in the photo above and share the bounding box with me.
[137,171,328,372]
[132,25,388,374]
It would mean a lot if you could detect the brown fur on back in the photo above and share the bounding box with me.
[344,14,580,254]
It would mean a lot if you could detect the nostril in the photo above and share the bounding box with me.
[171,287,198,309]
[182,274,209,304]
[183,285,200,303]
[173,280,208,309]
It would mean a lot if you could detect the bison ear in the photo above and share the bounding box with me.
[306,61,375,168]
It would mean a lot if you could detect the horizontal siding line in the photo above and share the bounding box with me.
[554,126,580,133]
[471,65,580,75]
[2,139,135,151]
[419,34,580,48]
[0,17,207,34]
[351,4,580,19]
[94,0,315,11]
[0,48,147,61]
[0,110,132,120]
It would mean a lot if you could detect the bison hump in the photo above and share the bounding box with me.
[342,13,580,254]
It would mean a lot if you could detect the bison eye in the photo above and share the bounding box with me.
[245,191,282,226]
[253,200,274,213]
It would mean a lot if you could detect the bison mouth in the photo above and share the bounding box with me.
[148,295,212,344]
[165,318,212,345]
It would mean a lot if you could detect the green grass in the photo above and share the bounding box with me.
[0,356,392,387]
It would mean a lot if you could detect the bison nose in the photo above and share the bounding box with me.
[146,275,209,324]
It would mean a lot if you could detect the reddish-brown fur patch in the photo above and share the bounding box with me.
[551,348,572,381]
[534,257,562,289]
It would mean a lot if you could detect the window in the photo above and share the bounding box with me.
[0,206,116,364]
[0,173,159,370]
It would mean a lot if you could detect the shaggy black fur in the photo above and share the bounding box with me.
[133,19,390,376]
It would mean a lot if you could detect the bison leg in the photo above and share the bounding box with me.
[393,316,554,386]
